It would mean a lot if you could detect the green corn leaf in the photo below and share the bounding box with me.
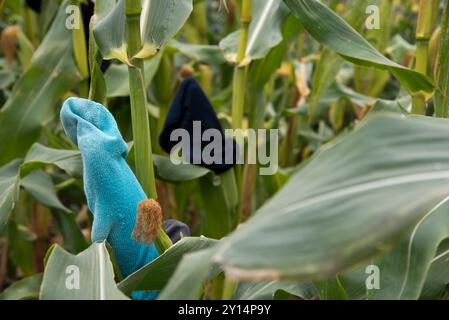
[0,1,81,166]
[220,0,289,65]
[198,173,233,239]
[158,248,221,300]
[93,0,193,63]
[0,274,43,300]
[118,237,218,294]
[421,244,449,299]
[104,54,162,98]
[21,171,71,213]
[91,0,128,63]
[363,197,449,299]
[40,242,129,300]
[168,40,226,65]
[20,143,83,178]
[153,155,210,183]
[235,280,317,300]
[369,96,411,115]
[0,160,21,227]
[284,0,435,95]
[314,276,349,300]
[212,114,449,280]
[19,144,210,184]
[51,210,90,254]
[138,0,193,58]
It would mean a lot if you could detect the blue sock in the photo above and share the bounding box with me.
[61,97,159,299]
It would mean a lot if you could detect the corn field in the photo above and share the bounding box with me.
[0,0,449,301]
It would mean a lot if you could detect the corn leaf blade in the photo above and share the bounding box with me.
[213,114,449,280]
[0,1,81,165]
[40,242,129,300]
[220,0,289,64]
[93,0,193,62]
[284,0,435,95]
[118,237,218,294]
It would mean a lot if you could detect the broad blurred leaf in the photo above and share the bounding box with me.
[0,1,81,165]
[93,0,193,62]
[20,143,83,178]
[40,242,129,300]
[0,274,42,300]
[212,114,449,280]
[285,0,434,95]
[118,237,218,294]
[364,197,449,299]
[220,0,289,65]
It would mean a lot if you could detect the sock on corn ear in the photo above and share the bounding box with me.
[60,97,159,299]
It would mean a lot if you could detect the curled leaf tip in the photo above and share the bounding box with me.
[132,199,162,244]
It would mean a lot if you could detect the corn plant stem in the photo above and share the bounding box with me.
[231,0,252,224]
[192,1,208,44]
[125,0,172,253]
[412,0,439,115]
[23,7,38,46]
[435,0,449,118]
[231,0,252,130]
[154,53,172,153]
[412,42,429,115]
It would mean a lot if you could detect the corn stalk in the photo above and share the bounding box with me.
[412,0,439,115]
[124,0,172,253]
[231,0,252,129]
[435,0,449,118]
